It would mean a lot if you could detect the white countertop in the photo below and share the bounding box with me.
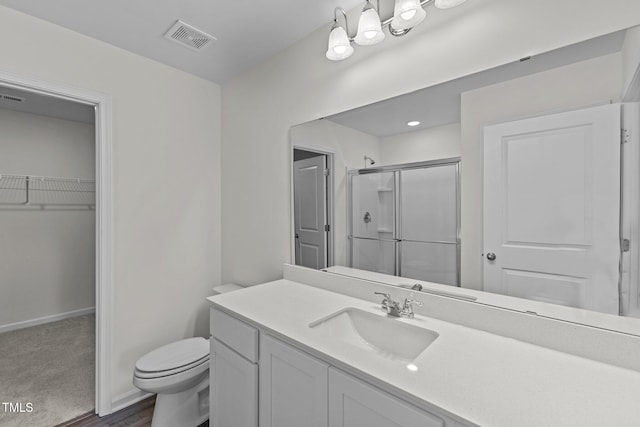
[207,279,640,427]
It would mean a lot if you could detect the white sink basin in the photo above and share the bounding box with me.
[309,308,438,362]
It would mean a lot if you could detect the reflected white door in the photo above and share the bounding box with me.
[483,104,621,314]
[294,156,327,269]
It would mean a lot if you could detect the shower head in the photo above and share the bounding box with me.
[364,155,376,167]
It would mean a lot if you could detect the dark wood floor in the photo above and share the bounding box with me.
[54,396,209,427]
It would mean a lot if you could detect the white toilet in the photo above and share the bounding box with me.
[133,284,243,427]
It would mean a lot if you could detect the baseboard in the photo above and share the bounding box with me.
[110,388,154,414]
[0,307,96,334]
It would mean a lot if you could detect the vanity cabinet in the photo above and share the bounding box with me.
[211,339,258,427]
[210,307,462,427]
[259,334,329,427]
[329,368,448,427]
[210,308,259,427]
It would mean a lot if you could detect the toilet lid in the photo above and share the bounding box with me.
[136,337,209,373]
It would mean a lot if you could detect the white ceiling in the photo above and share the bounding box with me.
[0,85,94,124]
[0,0,362,84]
[327,30,626,137]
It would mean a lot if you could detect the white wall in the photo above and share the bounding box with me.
[0,6,222,400]
[221,0,640,287]
[290,119,379,266]
[0,109,95,328]
[623,25,640,99]
[460,53,623,290]
[379,123,461,166]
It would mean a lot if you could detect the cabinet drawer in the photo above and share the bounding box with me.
[210,308,258,362]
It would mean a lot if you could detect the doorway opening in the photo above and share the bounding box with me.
[292,147,334,269]
[0,71,112,419]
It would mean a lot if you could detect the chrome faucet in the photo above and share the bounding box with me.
[400,293,424,319]
[374,292,423,318]
[374,292,402,317]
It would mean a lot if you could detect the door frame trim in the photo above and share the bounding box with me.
[290,144,335,268]
[0,70,113,415]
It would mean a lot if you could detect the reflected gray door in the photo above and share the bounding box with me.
[294,156,327,269]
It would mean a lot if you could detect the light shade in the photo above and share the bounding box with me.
[326,25,354,61]
[434,0,467,9]
[391,0,427,30]
[354,3,385,46]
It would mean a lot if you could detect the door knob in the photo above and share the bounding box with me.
[363,212,372,224]
[486,252,496,261]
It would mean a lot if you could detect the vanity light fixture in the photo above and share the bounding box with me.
[355,0,386,45]
[326,8,355,60]
[407,120,421,126]
[326,0,468,61]
[392,0,427,30]
[434,0,467,9]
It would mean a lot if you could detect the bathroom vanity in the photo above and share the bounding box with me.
[207,265,640,427]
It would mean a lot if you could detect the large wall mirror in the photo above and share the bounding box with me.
[290,24,640,335]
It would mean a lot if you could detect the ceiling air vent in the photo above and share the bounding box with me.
[164,20,216,52]
[0,94,25,103]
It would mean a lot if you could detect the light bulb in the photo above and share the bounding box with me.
[401,10,417,20]
[364,30,378,40]
[334,45,347,55]
[326,25,353,61]
[391,0,426,31]
[355,3,385,46]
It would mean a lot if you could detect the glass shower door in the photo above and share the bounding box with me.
[399,163,460,285]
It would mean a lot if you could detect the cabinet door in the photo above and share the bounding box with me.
[211,339,258,427]
[260,334,329,427]
[329,368,445,427]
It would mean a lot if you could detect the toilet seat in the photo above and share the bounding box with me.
[133,337,210,395]
[135,337,209,375]
[135,354,209,379]
[133,357,209,394]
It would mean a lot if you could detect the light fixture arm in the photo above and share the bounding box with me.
[333,7,350,36]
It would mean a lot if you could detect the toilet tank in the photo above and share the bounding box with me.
[211,283,244,295]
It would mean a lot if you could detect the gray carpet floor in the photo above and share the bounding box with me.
[0,314,95,427]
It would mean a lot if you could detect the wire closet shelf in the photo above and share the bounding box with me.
[0,174,95,207]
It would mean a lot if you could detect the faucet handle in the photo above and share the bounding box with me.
[401,293,423,318]
[406,293,423,306]
[374,292,391,303]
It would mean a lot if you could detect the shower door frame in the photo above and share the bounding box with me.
[347,158,461,285]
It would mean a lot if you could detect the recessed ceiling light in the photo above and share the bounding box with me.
[407,121,420,127]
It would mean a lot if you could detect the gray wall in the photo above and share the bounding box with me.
[0,4,222,400]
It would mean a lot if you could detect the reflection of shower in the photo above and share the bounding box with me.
[364,155,376,168]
